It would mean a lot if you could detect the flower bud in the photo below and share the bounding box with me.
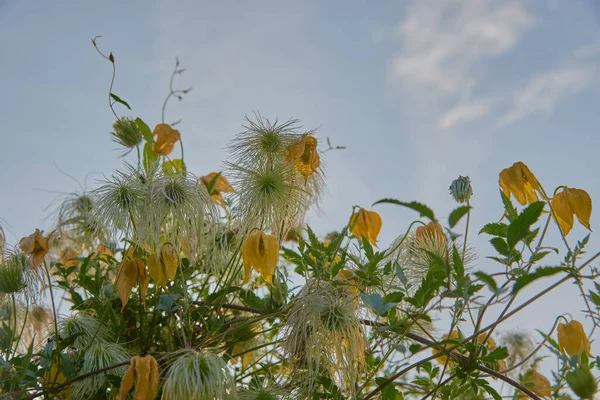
[449,175,473,204]
[566,366,597,399]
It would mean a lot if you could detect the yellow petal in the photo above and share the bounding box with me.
[260,233,279,284]
[133,356,152,400]
[118,358,136,400]
[161,243,179,281]
[152,123,181,156]
[552,190,575,236]
[138,262,150,310]
[351,208,382,246]
[241,231,279,285]
[558,320,592,357]
[565,188,592,231]
[499,162,541,206]
[242,234,254,285]
[117,260,141,310]
[147,253,166,287]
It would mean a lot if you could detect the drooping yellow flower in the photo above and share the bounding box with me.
[432,331,466,365]
[60,247,80,268]
[242,231,279,285]
[230,342,255,370]
[116,254,149,310]
[148,243,179,287]
[286,135,320,180]
[499,161,542,206]
[415,221,446,243]
[519,370,552,399]
[19,229,54,269]
[118,355,159,400]
[200,172,234,205]
[558,320,592,357]
[350,208,382,246]
[152,123,181,156]
[41,358,71,399]
[551,187,592,236]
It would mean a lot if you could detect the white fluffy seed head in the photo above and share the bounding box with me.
[162,349,236,400]
[283,279,365,397]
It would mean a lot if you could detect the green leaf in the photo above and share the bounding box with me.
[479,223,508,237]
[481,346,509,362]
[110,93,131,110]
[143,141,159,173]
[452,246,464,280]
[395,261,408,286]
[512,266,568,294]
[500,190,518,222]
[480,383,502,400]
[489,237,509,256]
[507,201,545,249]
[448,206,471,228]
[162,159,186,176]
[589,290,600,307]
[373,199,435,221]
[135,118,154,142]
[474,271,497,292]
[528,250,551,264]
[360,293,397,316]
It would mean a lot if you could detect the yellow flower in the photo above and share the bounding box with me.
[200,172,234,205]
[60,247,80,269]
[499,161,542,206]
[41,358,71,399]
[558,320,592,357]
[415,221,446,243]
[432,331,466,365]
[230,342,255,370]
[116,254,149,310]
[551,187,592,236]
[350,208,382,246]
[286,135,320,180]
[242,231,279,285]
[148,243,179,287]
[520,370,552,399]
[19,229,54,269]
[118,355,159,400]
[152,123,181,156]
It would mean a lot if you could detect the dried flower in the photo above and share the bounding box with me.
[520,370,552,399]
[19,229,54,269]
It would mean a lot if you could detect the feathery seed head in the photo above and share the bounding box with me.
[110,117,143,153]
[162,349,236,400]
[284,279,365,397]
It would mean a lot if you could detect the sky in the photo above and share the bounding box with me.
[2,0,600,382]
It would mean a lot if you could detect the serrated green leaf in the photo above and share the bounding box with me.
[512,266,568,294]
[500,190,518,222]
[449,206,471,228]
[507,201,545,249]
[479,223,508,237]
[452,246,464,280]
[588,291,600,307]
[373,199,435,221]
[481,346,509,362]
[135,118,154,142]
[474,271,497,292]
[528,250,551,264]
[110,93,131,110]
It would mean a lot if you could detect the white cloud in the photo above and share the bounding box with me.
[390,0,534,99]
[500,65,596,127]
[439,100,491,128]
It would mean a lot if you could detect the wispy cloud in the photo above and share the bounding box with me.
[390,0,534,101]
[500,65,597,127]
[439,99,491,128]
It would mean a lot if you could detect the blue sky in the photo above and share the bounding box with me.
[2,0,600,377]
